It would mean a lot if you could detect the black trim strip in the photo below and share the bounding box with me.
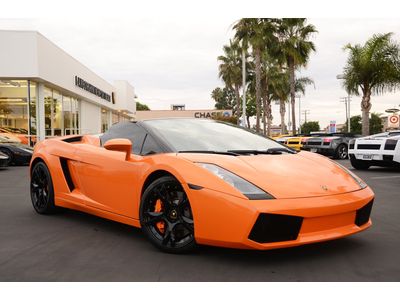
[63,136,82,143]
[60,157,75,192]
[188,183,204,190]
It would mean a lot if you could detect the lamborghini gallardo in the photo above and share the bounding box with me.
[30,118,374,253]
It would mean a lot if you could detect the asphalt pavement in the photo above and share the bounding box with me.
[0,160,399,281]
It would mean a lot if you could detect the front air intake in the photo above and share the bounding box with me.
[248,213,303,243]
[355,200,374,227]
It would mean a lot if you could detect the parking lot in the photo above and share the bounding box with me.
[0,160,399,282]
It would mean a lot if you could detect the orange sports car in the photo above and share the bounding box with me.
[30,118,374,253]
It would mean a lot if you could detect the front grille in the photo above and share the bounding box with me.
[357,144,381,150]
[248,213,303,243]
[323,142,330,146]
[307,141,321,146]
[355,200,373,227]
[288,141,299,145]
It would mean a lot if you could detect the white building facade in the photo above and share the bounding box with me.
[0,30,136,143]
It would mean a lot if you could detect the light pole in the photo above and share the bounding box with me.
[302,110,310,123]
[241,45,246,127]
[336,74,351,132]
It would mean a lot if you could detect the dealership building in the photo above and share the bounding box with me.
[0,30,136,142]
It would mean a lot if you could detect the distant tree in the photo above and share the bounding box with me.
[300,121,320,134]
[212,115,238,125]
[245,92,257,127]
[211,87,235,110]
[136,101,150,111]
[346,113,383,135]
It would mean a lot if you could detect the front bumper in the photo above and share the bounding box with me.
[188,186,374,250]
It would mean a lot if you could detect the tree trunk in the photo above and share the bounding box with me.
[254,48,262,133]
[262,95,267,136]
[266,98,272,137]
[234,84,241,126]
[279,98,286,134]
[289,58,296,135]
[361,89,372,136]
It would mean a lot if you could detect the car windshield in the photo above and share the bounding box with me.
[144,118,288,153]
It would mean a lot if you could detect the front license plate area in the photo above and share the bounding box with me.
[310,148,318,153]
[362,154,373,160]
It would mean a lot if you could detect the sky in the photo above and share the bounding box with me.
[0,17,399,128]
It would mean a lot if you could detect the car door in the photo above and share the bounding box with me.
[73,124,147,219]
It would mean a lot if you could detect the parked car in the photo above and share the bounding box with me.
[302,133,359,159]
[0,127,35,145]
[348,130,400,169]
[0,136,33,165]
[0,151,9,168]
[29,119,374,253]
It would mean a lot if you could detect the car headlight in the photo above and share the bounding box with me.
[196,163,274,200]
[334,161,367,189]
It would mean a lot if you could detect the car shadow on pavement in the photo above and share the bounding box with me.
[55,207,368,265]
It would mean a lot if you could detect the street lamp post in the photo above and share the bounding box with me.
[336,74,351,132]
[241,47,246,127]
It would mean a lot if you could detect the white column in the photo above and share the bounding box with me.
[36,83,46,141]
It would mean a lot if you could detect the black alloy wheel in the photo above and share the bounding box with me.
[0,148,13,165]
[335,144,348,159]
[140,176,196,253]
[30,161,58,214]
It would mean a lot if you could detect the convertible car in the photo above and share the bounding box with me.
[30,118,374,253]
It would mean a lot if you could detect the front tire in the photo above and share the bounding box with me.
[350,158,370,170]
[0,148,13,166]
[140,176,196,254]
[30,161,58,214]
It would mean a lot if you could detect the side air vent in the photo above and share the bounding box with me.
[248,213,303,243]
[63,136,82,143]
[355,200,374,227]
[60,157,75,191]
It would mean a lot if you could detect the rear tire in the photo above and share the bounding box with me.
[350,158,370,170]
[140,176,196,254]
[30,161,58,214]
[334,144,348,159]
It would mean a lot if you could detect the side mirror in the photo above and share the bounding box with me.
[104,138,132,160]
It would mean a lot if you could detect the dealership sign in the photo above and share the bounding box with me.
[329,120,337,133]
[194,111,231,118]
[75,76,111,102]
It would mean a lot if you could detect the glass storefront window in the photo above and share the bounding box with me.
[0,80,32,145]
[101,108,109,133]
[52,90,63,136]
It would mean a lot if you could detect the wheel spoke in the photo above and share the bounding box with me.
[162,225,172,245]
[181,215,194,224]
[145,211,165,225]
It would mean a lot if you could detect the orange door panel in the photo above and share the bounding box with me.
[73,144,142,218]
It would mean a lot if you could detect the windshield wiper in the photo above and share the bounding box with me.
[178,150,239,156]
[228,148,296,155]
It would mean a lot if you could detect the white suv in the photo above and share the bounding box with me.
[348,130,400,169]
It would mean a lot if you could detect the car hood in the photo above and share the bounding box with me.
[178,151,362,199]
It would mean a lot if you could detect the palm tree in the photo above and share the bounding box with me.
[278,18,317,135]
[234,18,278,133]
[342,33,400,135]
[218,39,243,125]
